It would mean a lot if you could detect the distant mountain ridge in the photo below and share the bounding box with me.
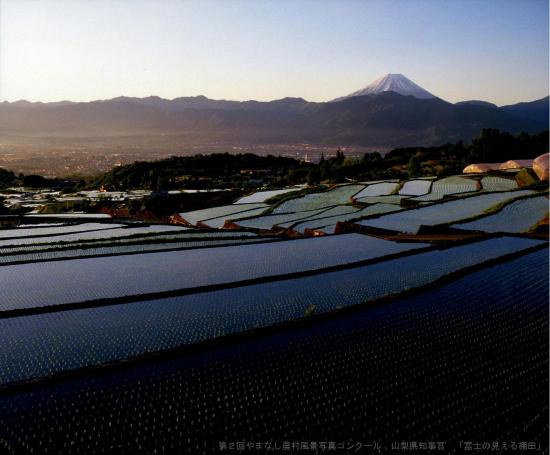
[500,96,549,125]
[0,74,547,148]
[455,100,498,108]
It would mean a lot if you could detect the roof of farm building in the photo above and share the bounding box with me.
[533,153,549,181]
[499,159,533,170]
[463,163,502,174]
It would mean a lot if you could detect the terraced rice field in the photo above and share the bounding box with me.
[0,222,125,239]
[289,203,402,233]
[295,204,359,219]
[354,195,410,205]
[178,203,267,225]
[0,236,541,385]
[0,248,546,455]
[198,206,269,228]
[276,205,360,229]
[452,195,549,233]
[480,175,518,191]
[0,225,192,247]
[398,179,432,196]
[412,176,479,202]
[353,182,400,198]
[0,234,429,311]
[15,223,68,228]
[0,236,277,266]
[234,188,302,203]
[271,185,365,213]
[23,213,113,219]
[232,208,330,230]
[0,174,546,454]
[357,190,536,233]
[0,230,259,252]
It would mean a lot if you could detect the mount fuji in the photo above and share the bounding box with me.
[333,73,437,101]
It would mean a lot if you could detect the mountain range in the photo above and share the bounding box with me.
[0,74,547,148]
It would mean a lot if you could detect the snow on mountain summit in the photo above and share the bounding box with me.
[333,73,436,101]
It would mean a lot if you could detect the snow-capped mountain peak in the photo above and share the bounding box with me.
[333,73,436,101]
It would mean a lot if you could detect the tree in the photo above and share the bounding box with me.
[407,154,422,178]
[0,197,9,215]
[23,174,49,188]
[306,169,320,185]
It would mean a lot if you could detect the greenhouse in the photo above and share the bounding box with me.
[499,159,533,170]
[463,163,502,174]
[533,153,549,181]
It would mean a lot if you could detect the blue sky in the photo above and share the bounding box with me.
[0,0,548,105]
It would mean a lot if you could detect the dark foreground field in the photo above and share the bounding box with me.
[0,248,547,454]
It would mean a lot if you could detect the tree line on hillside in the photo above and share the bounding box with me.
[91,128,548,189]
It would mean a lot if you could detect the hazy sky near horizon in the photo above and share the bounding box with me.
[0,0,548,105]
